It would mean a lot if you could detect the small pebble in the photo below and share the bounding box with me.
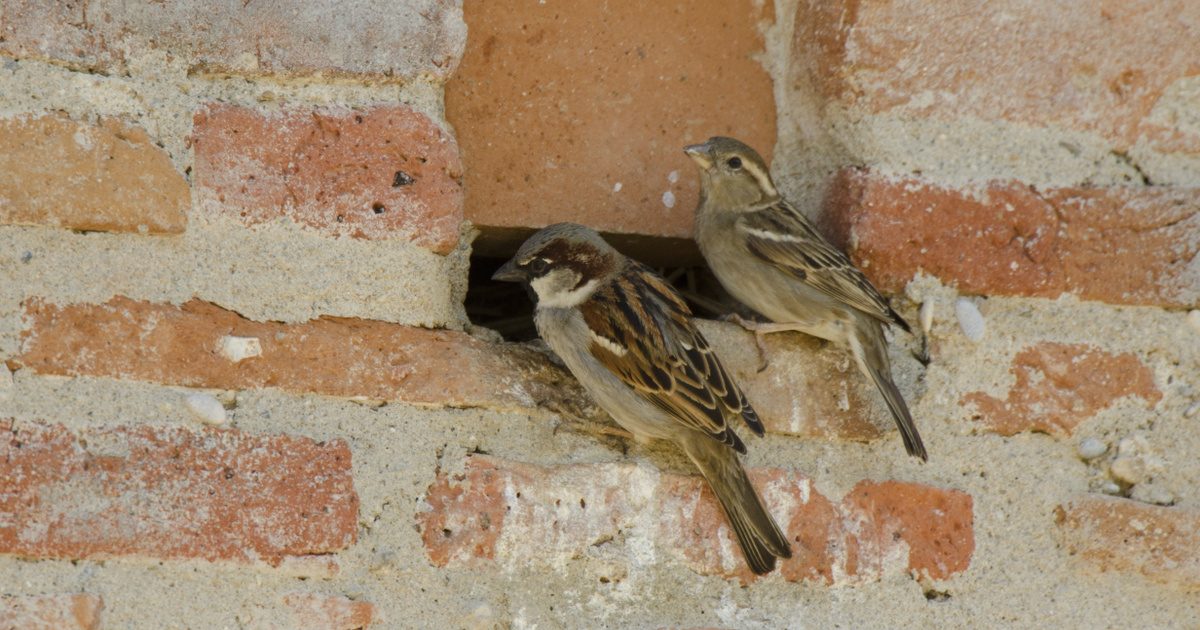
[1110,456,1147,485]
[185,393,227,425]
[955,298,986,342]
[218,335,262,362]
[1077,437,1107,460]
[1188,310,1200,335]
[1185,400,1200,419]
[661,190,676,209]
[1131,484,1177,506]
[1099,481,1122,495]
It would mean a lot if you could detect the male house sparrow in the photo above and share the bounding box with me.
[493,223,792,574]
[685,137,928,461]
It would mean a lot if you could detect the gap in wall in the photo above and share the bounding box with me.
[465,253,740,342]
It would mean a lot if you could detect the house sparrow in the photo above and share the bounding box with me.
[493,223,792,574]
[685,137,928,461]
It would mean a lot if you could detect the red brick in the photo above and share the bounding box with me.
[822,168,1200,308]
[447,0,776,243]
[282,593,377,630]
[0,419,357,567]
[1056,495,1200,589]
[417,455,973,584]
[0,113,188,234]
[0,0,463,80]
[0,594,103,630]
[960,343,1161,437]
[193,104,463,254]
[17,296,584,414]
[793,0,1200,152]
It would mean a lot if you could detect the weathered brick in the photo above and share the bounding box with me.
[961,343,1161,437]
[282,593,377,630]
[417,455,973,584]
[1056,495,1200,590]
[0,113,188,234]
[0,594,103,630]
[822,168,1200,308]
[17,296,582,414]
[447,0,776,242]
[793,0,1200,152]
[0,0,464,80]
[17,297,902,444]
[696,321,884,441]
[193,104,464,254]
[0,419,358,567]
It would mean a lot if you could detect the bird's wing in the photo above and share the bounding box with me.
[736,201,911,332]
[578,262,763,452]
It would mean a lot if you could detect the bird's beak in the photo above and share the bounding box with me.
[683,142,714,169]
[491,258,524,283]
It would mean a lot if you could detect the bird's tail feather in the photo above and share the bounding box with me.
[854,322,928,461]
[682,435,792,575]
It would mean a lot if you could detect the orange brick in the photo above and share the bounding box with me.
[1056,495,1200,589]
[193,104,464,254]
[0,594,103,630]
[0,113,188,234]
[447,0,776,242]
[0,0,463,80]
[282,593,377,630]
[418,455,973,584]
[961,343,1161,437]
[17,297,576,414]
[822,168,1200,308]
[793,0,1200,152]
[0,419,358,567]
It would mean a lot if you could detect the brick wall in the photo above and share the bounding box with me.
[1,1,1197,628]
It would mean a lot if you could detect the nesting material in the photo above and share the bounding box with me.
[185,392,227,425]
[218,335,262,362]
[920,300,935,335]
[955,298,986,342]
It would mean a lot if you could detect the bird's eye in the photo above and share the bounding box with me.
[726,157,743,169]
[528,258,549,274]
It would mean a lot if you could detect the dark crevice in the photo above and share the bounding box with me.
[465,248,739,343]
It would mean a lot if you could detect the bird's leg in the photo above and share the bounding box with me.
[727,314,806,372]
[543,399,635,441]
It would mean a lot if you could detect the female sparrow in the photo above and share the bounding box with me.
[685,137,927,461]
[493,223,792,574]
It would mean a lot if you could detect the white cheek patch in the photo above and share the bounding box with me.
[589,329,628,356]
[531,276,599,308]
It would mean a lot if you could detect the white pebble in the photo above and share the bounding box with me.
[661,190,676,209]
[1188,310,1200,335]
[667,170,679,183]
[919,301,935,335]
[218,335,262,362]
[1185,400,1200,418]
[185,393,227,425]
[612,182,622,193]
[1099,481,1122,495]
[1077,437,1107,460]
[954,298,986,342]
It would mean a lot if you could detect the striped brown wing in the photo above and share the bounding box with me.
[579,263,763,452]
[737,201,911,333]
